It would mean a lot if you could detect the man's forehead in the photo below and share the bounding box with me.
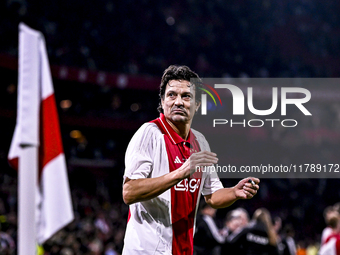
[166,80,194,91]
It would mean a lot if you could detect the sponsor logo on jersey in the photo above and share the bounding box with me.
[174,156,183,164]
[174,178,201,193]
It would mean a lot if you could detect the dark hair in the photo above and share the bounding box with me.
[157,65,203,113]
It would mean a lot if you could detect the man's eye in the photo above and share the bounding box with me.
[183,95,192,99]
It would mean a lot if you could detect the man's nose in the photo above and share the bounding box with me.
[174,95,184,106]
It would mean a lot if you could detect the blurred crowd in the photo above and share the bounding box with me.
[192,201,340,255]
[1,0,340,77]
[0,173,129,255]
[0,175,338,255]
[194,204,298,255]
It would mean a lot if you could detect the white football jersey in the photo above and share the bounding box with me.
[122,114,223,255]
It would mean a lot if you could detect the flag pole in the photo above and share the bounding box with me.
[18,145,38,255]
[16,23,41,255]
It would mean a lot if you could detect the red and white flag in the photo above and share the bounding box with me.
[8,23,74,245]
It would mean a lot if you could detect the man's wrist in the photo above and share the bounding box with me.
[173,167,187,181]
[232,186,240,200]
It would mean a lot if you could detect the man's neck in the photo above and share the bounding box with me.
[165,118,191,140]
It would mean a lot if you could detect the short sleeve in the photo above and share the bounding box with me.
[202,169,224,196]
[123,123,160,183]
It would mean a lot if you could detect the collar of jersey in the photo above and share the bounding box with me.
[158,113,195,145]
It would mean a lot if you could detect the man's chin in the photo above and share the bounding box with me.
[170,115,189,123]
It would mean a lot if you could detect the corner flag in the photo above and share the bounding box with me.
[8,23,74,251]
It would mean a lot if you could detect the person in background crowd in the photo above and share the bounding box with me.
[194,202,225,255]
[236,208,250,230]
[220,208,250,254]
[319,213,340,255]
[226,208,279,255]
[278,224,297,255]
[221,208,250,238]
[0,224,15,255]
[321,205,339,245]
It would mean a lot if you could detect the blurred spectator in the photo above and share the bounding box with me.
[0,225,15,255]
[222,208,249,237]
[226,208,279,255]
[278,224,297,255]
[321,205,339,245]
[220,208,250,254]
[194,202,225,255]
[234,208,250,230]
[319,213,340,255]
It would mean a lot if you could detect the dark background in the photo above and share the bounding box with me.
[1,0,340,254]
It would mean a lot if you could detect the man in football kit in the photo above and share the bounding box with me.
[122,65,260,255]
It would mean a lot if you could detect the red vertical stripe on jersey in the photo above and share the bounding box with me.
[167,137,201,255]
[127,210,131,222]
[336,239,340,255]
[151,115,202,255]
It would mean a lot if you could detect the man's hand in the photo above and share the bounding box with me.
[123,151,218,205]
[204,177,260,208]
[179,151,218,178]
[234,177,260,199]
